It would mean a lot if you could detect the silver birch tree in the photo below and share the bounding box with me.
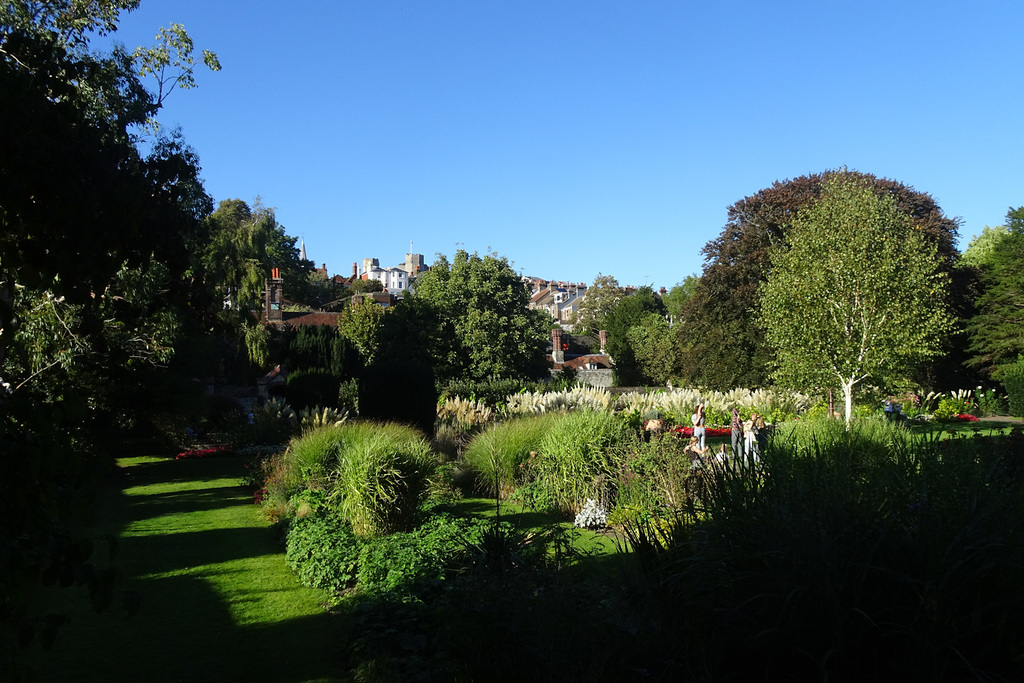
[760,173,953,427]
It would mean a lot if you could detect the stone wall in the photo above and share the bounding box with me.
[551,368,614,388]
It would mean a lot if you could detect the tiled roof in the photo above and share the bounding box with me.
[278,311,343,327]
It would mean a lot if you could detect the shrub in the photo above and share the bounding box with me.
[327,421,438,537]
[285,513,364,594]
[462,413,560,498]
[977,388,1006,416]
[933,397,960,422]
[287,368,342,411]
[355,513,483,595]
[233,397,297,447]
[623,420,1024,680]
[1001,356,1024,417]
[612,430,696,516]
[439,377,533,409]
[358,361,437,435]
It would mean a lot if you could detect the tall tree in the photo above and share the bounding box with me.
[627,313,679,386]
[760,173,953,426]
[392,250,549,383]
[570,274,623,337]
[604,286,667,386]
[662,275,698,326]
[678,170,961,390]
[960,224,1010,270]
[965,208,1024,377]
[1,3,219,663]
[202,198,313,313]
[339,296,390,366]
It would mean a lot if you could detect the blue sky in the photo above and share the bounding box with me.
[106,1,1023,290]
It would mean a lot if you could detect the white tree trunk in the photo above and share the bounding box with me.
[842,379,855,430]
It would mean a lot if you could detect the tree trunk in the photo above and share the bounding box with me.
[842,379,855,430]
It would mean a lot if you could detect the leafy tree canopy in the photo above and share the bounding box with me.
[570,273,623,337]
[960,224,1010,270]
[627,312,678,386]
[396,250,549,383]
[339,297,390,367]
[202,198,313,313]
[604,286,667,386]
[760,173,954,426]
[662,274,698,325]
[679,169,962,390]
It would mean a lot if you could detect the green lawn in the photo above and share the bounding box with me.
[28,455,343,683]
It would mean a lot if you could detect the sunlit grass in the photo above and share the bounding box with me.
[28,455,342,682]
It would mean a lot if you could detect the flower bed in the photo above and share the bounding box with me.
[669,425,731,438]
[175,445,233,460]
[954,413,980,422]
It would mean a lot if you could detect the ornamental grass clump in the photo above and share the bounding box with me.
[505,385,616,415]
[326,421,437,537]
[534,409,627,514]
[436,396,493,431]
[298,405,349,433]
[462,413,560,498]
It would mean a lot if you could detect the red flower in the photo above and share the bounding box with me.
[175,445,232,460]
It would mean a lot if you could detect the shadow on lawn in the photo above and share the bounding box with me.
[122,487,252,521]
[31,457,344,683]
[444,498,569,530]
[38,571,342,683]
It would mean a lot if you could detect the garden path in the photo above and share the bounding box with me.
[30,455,343,683]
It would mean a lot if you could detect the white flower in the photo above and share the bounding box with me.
[574,498,607,529]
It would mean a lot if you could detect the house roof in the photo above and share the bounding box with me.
[263,311,342,327]
[550,354,613,370]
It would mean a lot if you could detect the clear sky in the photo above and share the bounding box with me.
[106,0,1023,290]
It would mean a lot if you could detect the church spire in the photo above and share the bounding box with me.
[300,237,307,261]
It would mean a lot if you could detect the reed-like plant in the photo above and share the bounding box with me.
[298,405,349,433]
[462,413,560,498]
[504,385,617,415]
[326,421,438,537]
[533,409,628,513]
[436,396,493,430]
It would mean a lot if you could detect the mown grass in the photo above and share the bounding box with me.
[27,455,342,683]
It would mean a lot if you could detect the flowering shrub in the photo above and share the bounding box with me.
[955,414,980,422]
[175,445,232,460]
[574,499,608,529]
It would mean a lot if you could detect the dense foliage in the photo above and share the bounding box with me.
[965,207,1024,377]
[386,250,550,383]
[676,169,963,390]
[760,173,954,425]
[1,3,222,671]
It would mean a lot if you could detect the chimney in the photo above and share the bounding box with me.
[266,267,284,322]
[599,330,608,354]
[552,328,564,364]
[352,262,358,278]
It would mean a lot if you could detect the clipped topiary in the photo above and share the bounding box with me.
[358,360,436,435]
